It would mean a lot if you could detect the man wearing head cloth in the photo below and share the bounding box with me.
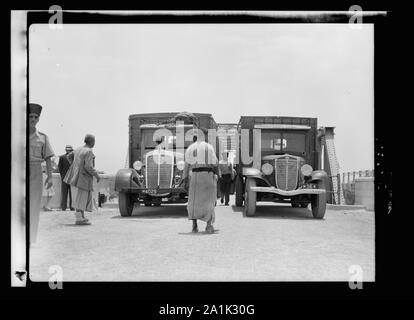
[182,127,218,233]
[64,134,100,225]
[28,103,54,244]
[58,145,75,211]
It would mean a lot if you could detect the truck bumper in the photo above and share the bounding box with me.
[249,186,325,196]
[119,187,187,196]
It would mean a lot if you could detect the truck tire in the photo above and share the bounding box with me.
[243,178,256,217]
[311,181,326,219]
[235,175,244,207]
[119,192,134,217]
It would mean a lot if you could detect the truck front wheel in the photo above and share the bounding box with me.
[243,178,256,217]
[119,192,135,217]
[235,175,244,207]
[311,181,326,219]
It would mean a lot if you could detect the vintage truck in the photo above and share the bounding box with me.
[234,116,328,219]
[114,112,218,216]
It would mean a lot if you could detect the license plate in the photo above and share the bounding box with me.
[146,189,157,195]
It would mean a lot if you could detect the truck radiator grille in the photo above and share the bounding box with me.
[275,157,300,191]
[145,152,174,189]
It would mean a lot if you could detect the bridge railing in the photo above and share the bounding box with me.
[341,170,374,205]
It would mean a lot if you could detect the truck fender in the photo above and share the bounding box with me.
[243,167,261,177]
[114,168,139,192]
[242,167,271,187]
[310,170,328,186]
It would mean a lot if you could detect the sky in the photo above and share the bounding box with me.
[29,23,374,174]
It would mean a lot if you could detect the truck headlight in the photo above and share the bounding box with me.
[177,160,185,171]
[300,164,313,176]
[133,160,143,171]
[261,162,273,175]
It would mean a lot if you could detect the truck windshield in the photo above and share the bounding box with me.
[142,129,194,150]
[260,130,306,154]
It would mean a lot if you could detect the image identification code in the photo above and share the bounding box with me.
[159,304,255,317]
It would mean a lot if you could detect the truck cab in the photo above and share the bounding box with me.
[115,112,218,216]
[234,116,328,218]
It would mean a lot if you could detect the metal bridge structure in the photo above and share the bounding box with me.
[320,127,345,205]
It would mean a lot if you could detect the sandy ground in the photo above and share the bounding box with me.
[29,196,375,282]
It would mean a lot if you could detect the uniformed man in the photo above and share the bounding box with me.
[182,128,218,233]
[29,103,54,244]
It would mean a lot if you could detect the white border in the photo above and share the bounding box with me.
[11,10,28,287]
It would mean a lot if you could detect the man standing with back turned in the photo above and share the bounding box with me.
[182,128,218,233]
[64,134,100,225]
[58,145,74,211]
[219,152,233,206]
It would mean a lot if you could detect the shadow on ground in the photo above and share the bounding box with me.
[231,204,318,220]
[112,204,188,219]
[100,202,119,209]
[178,230,220,236]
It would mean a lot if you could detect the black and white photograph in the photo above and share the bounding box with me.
[8,8,397,302]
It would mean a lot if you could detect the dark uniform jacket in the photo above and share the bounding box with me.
[58,153,73,179]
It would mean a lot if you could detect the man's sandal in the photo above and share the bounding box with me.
[75,220,91,225]
[205,225,215,233]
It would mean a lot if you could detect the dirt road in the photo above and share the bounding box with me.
[30,198,375,282]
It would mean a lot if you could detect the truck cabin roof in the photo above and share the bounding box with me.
[139,123,196,129]
[129,112,213,121]
[129,112,218,131]
[237,116,317,130]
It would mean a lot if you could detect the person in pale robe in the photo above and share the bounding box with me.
[64,134,100,225]
[41,163,55,211]
[182,129,218,233]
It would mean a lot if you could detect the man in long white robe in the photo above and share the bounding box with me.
[182,130,218,233]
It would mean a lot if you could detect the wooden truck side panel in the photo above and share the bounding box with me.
[128,112,217,168]
[236,116,319,171]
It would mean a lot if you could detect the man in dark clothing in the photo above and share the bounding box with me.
[218,152,234,206]
[58,145,74,211]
